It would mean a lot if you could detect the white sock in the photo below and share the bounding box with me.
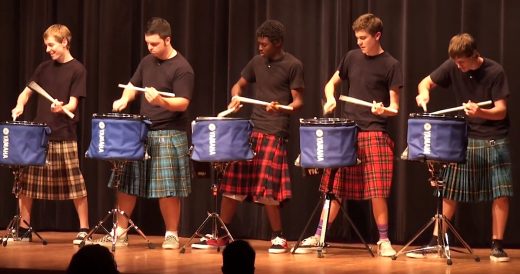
[115,226,126,237]
[165,231,178,239]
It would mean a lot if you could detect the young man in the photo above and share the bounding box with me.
[11,24,90,245]
[193,19,304,253]
[409,33,512,262]
[103,17,194,249]
[295,13,401,257]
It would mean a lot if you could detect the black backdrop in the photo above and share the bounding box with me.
[1,0,519,247]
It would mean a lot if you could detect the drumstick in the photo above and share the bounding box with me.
[430,100,492,115]
[338,95,398,114]
[217,106,241,117]
[27,81,75,119]
[118,84,176,97]
[232,96,294,111]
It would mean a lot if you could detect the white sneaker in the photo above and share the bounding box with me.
[162,235,180,249]
[377,239,396,257]
[291,235,321,254]
[72,231,92,245]
[191,234,217,249]
[95,234,128,247]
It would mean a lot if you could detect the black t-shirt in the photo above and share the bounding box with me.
[242,53,304,137]
[30,59,87,141]
[338,49,402,131]
[430,58,509,138]
[130,53,194,130]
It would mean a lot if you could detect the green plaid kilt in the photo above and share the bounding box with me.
[14,141,86,200]
[111,129,191,198]
[442,138,513,202]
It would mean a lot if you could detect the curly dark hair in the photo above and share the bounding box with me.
[256,19,285,44]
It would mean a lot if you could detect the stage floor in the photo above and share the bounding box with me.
[0,232,518,274]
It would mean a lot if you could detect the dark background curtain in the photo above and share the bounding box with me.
[1,0,519,247]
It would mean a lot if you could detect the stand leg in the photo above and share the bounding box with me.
[292,168,373,257]
[392,161,479,264]
[180,162,234,254]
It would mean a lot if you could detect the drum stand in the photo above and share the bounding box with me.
[79,161,154,251]
[180,162,234,253]
[392,161,479,265]
[1,166,47,246]
[292,168,374,258]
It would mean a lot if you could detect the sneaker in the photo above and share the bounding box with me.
[72,231,92,245]
[268,236,288,254]
[406,245,440,259]
[162,235,180,249]
[95,234,128,247]
[490,247,510,262]
[207,236,230,248]
[291,235,320,254]
[377,239,396,257]
[6,228,32,242]
[191,234,217,249]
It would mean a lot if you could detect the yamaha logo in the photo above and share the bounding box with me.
[316,129,324,162]
[208,123,216,156]
[98,121,105,153]
[2,127,9,159]
[423,122,431,155]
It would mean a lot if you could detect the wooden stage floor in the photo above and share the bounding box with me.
[0,232,519,274]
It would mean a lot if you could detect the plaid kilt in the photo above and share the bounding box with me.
[442,138,513,202]
[320,131,394,200]
[14,141,86,200]
[112,129,191,198]
[220,131,292,202]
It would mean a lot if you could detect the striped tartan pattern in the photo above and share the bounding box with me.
[114,129,191,198]
[320,131,394,200]
[442,138,513,202]
[220,131,292,202]
[14,141,86,200]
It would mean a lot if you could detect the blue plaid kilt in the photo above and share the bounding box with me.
[111,129,191,198]
[220,131,292,202]
[442,138,513,202]
[14,141,86,200]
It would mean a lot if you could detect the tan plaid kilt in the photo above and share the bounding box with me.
[13,141,87,200]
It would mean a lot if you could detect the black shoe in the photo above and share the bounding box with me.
[490,247,510,262]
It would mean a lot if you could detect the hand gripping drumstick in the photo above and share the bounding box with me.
[27,81,75,119]
[232,95,294,111]
[339,95,398,114]
[118,84,176,97]
[430,100,492,115]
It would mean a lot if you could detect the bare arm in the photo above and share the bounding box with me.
[112,82,139,112]
[416,75,437,111]
[323,71,342,115]
[11,87,34,119]
[464,98,507,120]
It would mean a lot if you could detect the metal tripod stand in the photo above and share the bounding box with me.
[391,161,480,265]
[180,162,234,253]
[1,166,47,246]
[79,161,154,251]
[292,168,374,258]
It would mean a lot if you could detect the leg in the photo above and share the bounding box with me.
[220,196,239,224]
[433,199,458,236]
[73,196,89,229]
[491,197,509,240]
[116,192,137,229]
[159,197,181,232]
[18,195,33,228]
[265,205,282,232]
[371,197,389,239]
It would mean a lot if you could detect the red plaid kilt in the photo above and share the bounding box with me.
[320,131,394,200]
[219,131,291,202]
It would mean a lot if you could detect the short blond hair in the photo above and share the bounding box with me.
[43,24,72,49]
